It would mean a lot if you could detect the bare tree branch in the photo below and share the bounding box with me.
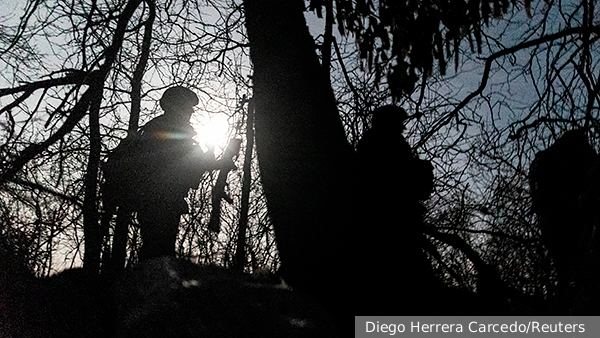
[417,25,600,148]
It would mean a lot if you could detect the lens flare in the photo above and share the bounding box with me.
[191,113,230,155]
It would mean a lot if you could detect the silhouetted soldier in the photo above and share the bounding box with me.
[355,105,435,314]
[529,129,597,312]
[357,105,433,209]
[129,86,233,261]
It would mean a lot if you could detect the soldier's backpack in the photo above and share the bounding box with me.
[101,131,149,212]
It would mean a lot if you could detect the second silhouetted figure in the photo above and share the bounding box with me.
[355,105,435,314]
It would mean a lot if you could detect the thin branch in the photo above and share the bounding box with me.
[0,0,144,185]
[0,0,43,55]
[417,25,600,148]
[0,71,100,117]
[433,226,540,244]
[128,0,155,135]
[333,37,362,110]
[9,177,82,207]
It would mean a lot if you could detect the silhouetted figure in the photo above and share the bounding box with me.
[529,129,597,311]
[137,86,238,260]
[104,86,233,264]
[355,105,435,314]
[357,105,433,209]
[576,154,600,314]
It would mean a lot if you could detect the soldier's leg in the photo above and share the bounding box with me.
[138,209,181,261]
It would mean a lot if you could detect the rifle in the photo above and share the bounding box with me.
[208,138,242,232]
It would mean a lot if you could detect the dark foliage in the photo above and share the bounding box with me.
[310,0,524,97]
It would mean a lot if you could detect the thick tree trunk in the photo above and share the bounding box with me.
[82,91,103,275]
[243,0,356,318]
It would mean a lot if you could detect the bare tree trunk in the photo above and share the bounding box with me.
[234,101,255,272]
[108,210,131,274]
[81,0,144,273]
[83,90,103,275]
[107,0,155,274]
[243,0,356,318]
[129,0,155,136]
[322,0,334,77]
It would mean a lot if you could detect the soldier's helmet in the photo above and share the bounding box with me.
[371,105,408,128]
[160,86,199,113]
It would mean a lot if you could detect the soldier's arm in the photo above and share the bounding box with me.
[188,144,237,173]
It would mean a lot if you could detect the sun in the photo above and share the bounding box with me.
[190,113,231,156]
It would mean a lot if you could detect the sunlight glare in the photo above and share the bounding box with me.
[191,113,231,156]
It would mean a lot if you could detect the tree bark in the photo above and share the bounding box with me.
[107,0,156,274]
[322,0,334,77]
[234,100,255,272]
[129,0,155,136]
[81,0,144,273]
[82,90,103,275]
[243,0,356,318]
